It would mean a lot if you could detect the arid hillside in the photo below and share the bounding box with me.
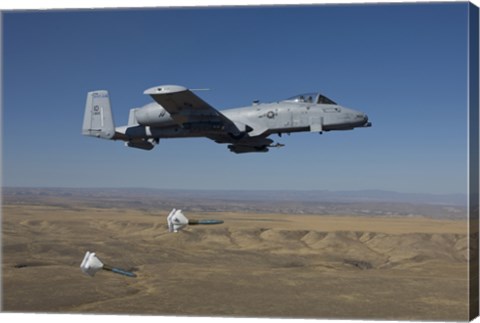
[2,201,471,321]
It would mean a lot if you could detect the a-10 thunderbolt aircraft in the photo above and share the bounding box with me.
[82,85,371,153]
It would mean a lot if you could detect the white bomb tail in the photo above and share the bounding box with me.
[167,209,189,232]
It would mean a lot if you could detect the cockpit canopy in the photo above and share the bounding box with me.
[284,93,337,105]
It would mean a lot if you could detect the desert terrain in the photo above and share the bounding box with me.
[2,191,472,321]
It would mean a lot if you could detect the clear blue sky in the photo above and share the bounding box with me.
[2,3,470,194]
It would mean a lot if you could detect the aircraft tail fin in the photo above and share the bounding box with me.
[82,91,115,139]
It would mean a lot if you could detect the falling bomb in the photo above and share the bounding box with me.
[167,208,224,232]
[80,251,137,278]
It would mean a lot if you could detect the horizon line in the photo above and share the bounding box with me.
[1,186,468,196]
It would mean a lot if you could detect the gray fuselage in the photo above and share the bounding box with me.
[126,98,369,140]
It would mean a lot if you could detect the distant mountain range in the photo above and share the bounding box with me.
[3,187,467,205]
[2,187,468,219]
[142,189,467,206]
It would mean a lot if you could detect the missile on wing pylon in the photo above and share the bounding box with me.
[80,251,137,278]
[167,208,224,232]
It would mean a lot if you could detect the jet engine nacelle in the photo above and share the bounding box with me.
[134,104,176,127]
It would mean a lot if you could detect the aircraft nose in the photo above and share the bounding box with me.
[355,112,367,122]
[353,111,371,127]
[362,114,372,127]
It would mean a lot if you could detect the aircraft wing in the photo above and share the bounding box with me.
[144,85,242,134]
